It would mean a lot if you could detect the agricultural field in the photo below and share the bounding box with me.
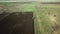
[0,2,60,34]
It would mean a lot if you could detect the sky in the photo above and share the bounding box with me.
[0,0,60,2]
[41,0,60,2]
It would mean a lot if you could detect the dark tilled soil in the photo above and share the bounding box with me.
[0,12,34,34]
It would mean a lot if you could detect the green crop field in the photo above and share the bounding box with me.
[0,2,60,34]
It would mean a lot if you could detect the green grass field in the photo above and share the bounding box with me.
[0,2,60,34]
